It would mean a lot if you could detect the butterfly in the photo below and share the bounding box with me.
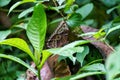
[47,21,71,77]
[47,21,69,48]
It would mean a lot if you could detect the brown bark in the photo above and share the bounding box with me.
[80,26,114,57]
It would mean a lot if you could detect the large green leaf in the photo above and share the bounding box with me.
[47,40,90,54]
[47,47,84,64]
[66,13,82,27]
[76,3,93,19]
[76,46,89,66]
[47,40,90,64]
[27,4,47,63]
[106,46,120,80]
[0,54,37,75]
[0,0,11,7]
[0,30,11,41]
[0,38,36,63]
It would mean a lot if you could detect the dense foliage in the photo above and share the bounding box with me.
[0,0,120,80]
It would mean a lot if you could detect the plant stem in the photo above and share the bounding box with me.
[52,0,65,19]
[37,68,41,80]
[104,40,115,51]
[0,8,23,12]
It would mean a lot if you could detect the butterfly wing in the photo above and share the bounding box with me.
[47,21,69,48]
[47,21,71,77]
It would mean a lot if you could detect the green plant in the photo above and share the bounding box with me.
[0,3,47,80]
[1,0,120,80]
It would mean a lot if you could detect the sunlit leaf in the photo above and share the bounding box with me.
[27,4,47,63]
[0,38,36,63]
[64,0,75,13]
[64,4,78,13]
[93,29,106,39]
[0,54,37,75]
[38,50,52,69]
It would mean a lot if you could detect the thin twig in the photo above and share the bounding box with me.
[52,0,65,19]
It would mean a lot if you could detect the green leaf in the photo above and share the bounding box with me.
[0,38,36,63]
[49,18,64,25]
[81,63,106,72]
[27,4,47,63]
[47,40,90,64]
[53,72,104,80]
[49,5,65,12]
[100,0,120,7]
[78,32,96,37]
[47,47,84,64]
[22,0,35,2]
[70,72,104,80]
[61,47,84,64]
[8,0,35,15]
[105,25,120,39]
[0,54,37,75]
[56,0,65,5]
[64,0,75,13]
[76,3,93,19]
[66,13,82,27]
[18,7,34,19]
[106,45,120,80]
[38,50,52,69]
[93,29,106,39]
[60,40,90,51]
[47,40,90,55]
[76,46,89,66]
[0,0,11,7]
[0,30,11,41]
[108,5,120,14]
[64,4,78,14]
